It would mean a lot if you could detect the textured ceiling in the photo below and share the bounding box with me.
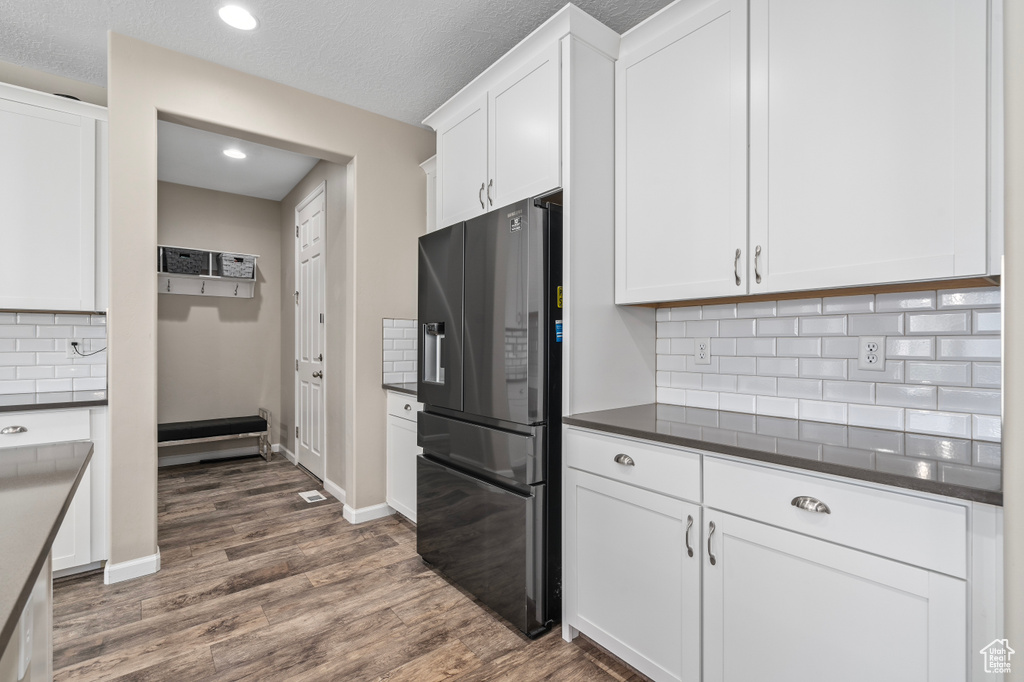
[157,121,320,201]
[0,0,672,127]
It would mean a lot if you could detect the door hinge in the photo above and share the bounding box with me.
[296,225,299,237]
[296,359,299,371]
[295,290,299,304]
[295,426,299,438]
[320,313,324,324]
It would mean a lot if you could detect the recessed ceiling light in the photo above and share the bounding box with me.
[223,148,247,159]
[218,5,259,31]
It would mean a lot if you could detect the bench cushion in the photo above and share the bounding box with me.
[158,416,268,442]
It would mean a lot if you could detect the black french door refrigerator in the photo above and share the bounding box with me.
[416,196,562,637]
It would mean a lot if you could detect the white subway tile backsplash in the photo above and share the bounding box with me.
[823,380,875,404]
[799,421,848,446]
[702,374,738,393]
[656,339,671,354]
[938,287,1000,309]
[906,312,970,335]
[848,426,904,454]
[822,294,874,314]
[937,336,1000,361]
[736,337,776,356]
[885,337,934,360]
[16,338,55,352]
[719,356,757,375]
[658,321,687,338]
[875,384,937,410]
[710,338,737,356]
[905,361,971,386]
[756,416,799,439]
[74,325,106,338]
[738,375,777,396]
[0,340,14,353]
[656,309,670,322]
[0,326,35,339]
[777,337,821,357]
[0,380,35,395]
[719,393,756,414]
[756,317,799,337]
[973,414,1001,442]
[55,365,89,378]
[904,433,970,463]
[686,390,720,409]
[686,356,720,373]
[90,315,106,326]
[383,371,404,384]
[799,400,848,424]
[778,298,822,316]
[847,313,904,336]
[938,463,1001,491]
[1,353,36,367]
[670,372,703,389]
[37,378,73,392]
[972,363,1001,388]
[394,340,415,351]
[973,310,1001,334]
[658,355,688,372]
[847,359,905,384]
[383,350,403,362]
[382,318,417,385]
[685,320,720,337]
[757,396,800,419]
[656,371,671,387]
[656,386,688,404]
[822,337,860,358]
[702,303,737,319]
[671,338,695,355]
[777,378,822,400]
[0,368,13,380]
[973,442,1002,469]
[16,313,54,324]
[719,319,757,337]
[823,446,874,468]
[756,357,800,377]
[799,358,847,380]
[0,314,14,324]
[776,438,822,460]
[382,328,405,339]
[737,301,777,318]
[876,454,936,480]
[875,291,936,312]
[905,410,972,438]
[670,306,702,321]
[799,316,848,336]
[938,387,1000,416]
[16,366,54,380]
[35,325,73,338]
[848,404,905,430]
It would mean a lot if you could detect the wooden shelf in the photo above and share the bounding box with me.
[157,245,258,299]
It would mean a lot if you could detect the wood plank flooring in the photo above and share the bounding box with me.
[53,454,649,681]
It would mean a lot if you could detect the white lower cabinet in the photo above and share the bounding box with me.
[386,391,422,522]
[702,509,965,682]
[563,427,978,682]
[566,468,700,682]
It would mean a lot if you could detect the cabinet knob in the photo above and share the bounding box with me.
[478,182,486,209]
[613,453,635,467]
[1,426,27,435]
[791,495,831,514]
[404,404,412,411]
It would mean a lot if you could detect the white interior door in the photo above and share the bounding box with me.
[295,184,326,480]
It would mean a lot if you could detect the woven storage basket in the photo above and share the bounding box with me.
[164,248,205,275]
[218,253,255,279]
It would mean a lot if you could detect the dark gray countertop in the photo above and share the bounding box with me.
[0,390,107,413]
[563,403,1002,506]
[0,440,93,654]
[382,382,417,397]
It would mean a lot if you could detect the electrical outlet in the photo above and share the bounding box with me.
[694,337,712,365]
[857,336,886,371]
[65,338,85,359]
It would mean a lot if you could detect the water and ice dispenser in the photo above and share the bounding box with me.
[423,322,445,384]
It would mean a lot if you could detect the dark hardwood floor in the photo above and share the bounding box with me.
[53,454,648,681]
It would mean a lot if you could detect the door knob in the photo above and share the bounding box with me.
[312,371,323,379]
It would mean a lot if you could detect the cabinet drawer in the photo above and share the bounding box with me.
[704,456,967,578]
[0,409,90,448]
[387,391,422,421]
[565,428,701,503]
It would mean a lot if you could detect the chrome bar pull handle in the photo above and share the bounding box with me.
[487,179,494,206]
[754,245,763,284]
[708,521,717,565]
[734,248,741,286]
[1,426,27,435]
[613,453,635,467]
[791,496,831,514]
[685,515,694,558]
[478,183,486,209]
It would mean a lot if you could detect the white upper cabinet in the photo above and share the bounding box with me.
[748,0,989,294]
[616,0,748,303]
[488,44,561,210]
[616,0,996,305]
[436,96,488,226]
[0,84,106,311]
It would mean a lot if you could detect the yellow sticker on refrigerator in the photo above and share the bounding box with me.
[556,286,563,309]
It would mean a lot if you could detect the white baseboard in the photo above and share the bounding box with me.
[53,560,104,580]
[157,445,260,468]
[104,547,161,584]
[343,502,394,525]
[279,444,297,465]
[324,477,346,504]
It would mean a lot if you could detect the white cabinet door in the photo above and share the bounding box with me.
[616,0,748,304]
[748,0,988,293]
[386,415,419,522]
[703,510,966,682]
[0,96,97,311]
[437,95,488,227]
[51,464,92,572]
[488,43,561,210]
[565,468,701,682]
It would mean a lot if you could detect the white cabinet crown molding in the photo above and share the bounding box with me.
[0,81,107,120]
[422,4,619,131]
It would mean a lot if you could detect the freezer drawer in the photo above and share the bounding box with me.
[417,411,546,488]
[417,455,550,636]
